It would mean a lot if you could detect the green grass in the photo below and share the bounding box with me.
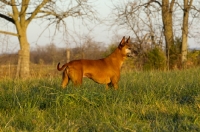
[0,68,200,131]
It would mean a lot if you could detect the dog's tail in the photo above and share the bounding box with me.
[57,62,68,71]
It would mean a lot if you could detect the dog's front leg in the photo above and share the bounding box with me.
[105,84,109,90]
[111,77,119,90]
[113,84,118,90]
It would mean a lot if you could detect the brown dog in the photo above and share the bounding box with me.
[57,36,134,90]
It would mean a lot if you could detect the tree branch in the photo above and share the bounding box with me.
[0,0,12,5]
[11,0,19,20]
[0,13,15,24]
[169,0,175,12]
[153,0,162,7]
[142,0,162,8]
[0,30,18,36]
[26,0,49,25]
[188,0,193,10]
[0,0,20,6]
[20,0,30,23]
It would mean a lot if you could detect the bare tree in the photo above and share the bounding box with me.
[138,0,175,69]
[110,0,200,69]
[0,0,98,78]
[110,1,165,51]
[110,0,189,69]
[160,0,175,69]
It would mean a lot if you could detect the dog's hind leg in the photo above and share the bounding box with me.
[61,69,69,88]
[105,82,112,90]
[73,73,83,86]
[68,68,83,87]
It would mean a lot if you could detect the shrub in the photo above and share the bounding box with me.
[144,47,166,70]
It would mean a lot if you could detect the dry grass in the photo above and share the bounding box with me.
[0,64,59,79]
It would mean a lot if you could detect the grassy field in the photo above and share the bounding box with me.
[0,68,200,132]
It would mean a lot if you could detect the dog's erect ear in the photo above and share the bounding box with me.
[126,36,130,43]
[120,36,125,45]
[118,36,126,49]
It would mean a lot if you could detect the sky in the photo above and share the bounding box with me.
[26,0,121,50]
[0,0,116,53]
[0,0,200,53]
[26,0,200,50]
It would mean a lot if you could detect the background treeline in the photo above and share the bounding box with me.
[1,37,200,71]
[0,39,105,65]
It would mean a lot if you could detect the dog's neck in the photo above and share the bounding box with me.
[106,48,126,69]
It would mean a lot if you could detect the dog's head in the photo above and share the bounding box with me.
[118,36,138,57]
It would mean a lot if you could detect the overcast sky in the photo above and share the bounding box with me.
[0,0,200,53]
[26,0,200,50]
[0,0,116,53]
[26,0,117,49]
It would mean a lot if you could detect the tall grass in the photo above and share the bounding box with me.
[0,68,200,131]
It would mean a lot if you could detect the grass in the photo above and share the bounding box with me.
[0,68,200,131]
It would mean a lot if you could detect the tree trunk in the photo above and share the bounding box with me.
[181,14,188,67]
[16,33,30,78]
[161,0,175,69]
[181,0,193,68]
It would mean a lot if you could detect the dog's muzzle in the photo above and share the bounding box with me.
[127,53,134,57]
[127,49,138,57]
